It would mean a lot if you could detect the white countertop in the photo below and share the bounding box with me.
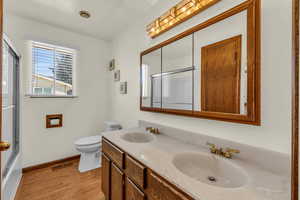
[102,127,290,200]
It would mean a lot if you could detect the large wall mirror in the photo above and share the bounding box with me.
[140,0,260,125]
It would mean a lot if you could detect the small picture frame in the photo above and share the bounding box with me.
[120,82,127,94]
[46,114,63,128]
[114,70,120,82]
[109,59,115,71]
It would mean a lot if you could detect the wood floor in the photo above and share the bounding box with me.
[15,159,105,200]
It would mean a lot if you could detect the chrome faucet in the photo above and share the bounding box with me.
[206,142,240,159]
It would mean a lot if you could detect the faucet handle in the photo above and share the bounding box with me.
[206,142,216,148]
[206,142,217,153]
[226,148,240,153]
[145,127,153,131]
[223,148,240,158]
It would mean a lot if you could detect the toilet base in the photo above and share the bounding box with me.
[78,151,101,173]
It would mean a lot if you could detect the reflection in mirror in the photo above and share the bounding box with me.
[141,49,161,108]
[140,3,260,125]
[162,35,193,110]
[194,11,247,115]
[201,35,242,114]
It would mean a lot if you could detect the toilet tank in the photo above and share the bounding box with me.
[104,121,122,131]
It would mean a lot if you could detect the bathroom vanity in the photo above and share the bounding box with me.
[101,121,290,200]
[102,138,191,200]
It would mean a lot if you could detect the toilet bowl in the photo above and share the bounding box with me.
[75,135,102,173]
[74,121,121,173]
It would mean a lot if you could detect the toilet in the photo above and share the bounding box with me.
[75,121,122,172]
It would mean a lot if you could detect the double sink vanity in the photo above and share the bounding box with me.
[101,121,290,200]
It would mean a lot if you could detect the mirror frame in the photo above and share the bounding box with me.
[292,0,299,199]
[140,0,261,125]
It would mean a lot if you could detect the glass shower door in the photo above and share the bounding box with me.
[1,38,20,200]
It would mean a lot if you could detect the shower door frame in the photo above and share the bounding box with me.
[2,33,21,181]
[292,0,299,200]
[0,0,3,199]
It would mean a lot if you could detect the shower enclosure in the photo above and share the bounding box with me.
[1,35,21,200]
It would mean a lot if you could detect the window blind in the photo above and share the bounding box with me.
[32,42,74,96]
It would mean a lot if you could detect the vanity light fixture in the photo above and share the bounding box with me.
[146,0,221,38]
[79,10,91,19]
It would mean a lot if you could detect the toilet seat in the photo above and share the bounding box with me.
[75,143,101,153]
[75,135,102,146]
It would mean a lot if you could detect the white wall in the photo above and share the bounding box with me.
[109,0,292,154]
[4,14,111,167]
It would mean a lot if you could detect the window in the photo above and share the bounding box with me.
[33,87,53,95]
[31,41,75,96]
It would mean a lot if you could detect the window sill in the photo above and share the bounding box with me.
[25,94,78,99]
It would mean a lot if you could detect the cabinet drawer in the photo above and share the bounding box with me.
[103,139,124,169]
[147,172,189,200]
[125,178,145,200]
[125,156,146,189]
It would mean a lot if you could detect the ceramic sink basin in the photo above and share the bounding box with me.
[172,152,248,188]
[121,132,154,143]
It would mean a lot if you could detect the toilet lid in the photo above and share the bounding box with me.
[75,135,102,146]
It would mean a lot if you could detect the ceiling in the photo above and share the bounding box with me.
[5,0,159,40]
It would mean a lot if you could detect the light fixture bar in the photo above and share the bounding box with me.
[146,0,221,38]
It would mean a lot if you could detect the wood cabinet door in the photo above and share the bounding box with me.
[102,153,111,200]
[147,172,189,200]
[111,163,125,200]
[201,35,242,114]
[125,178,145,200]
